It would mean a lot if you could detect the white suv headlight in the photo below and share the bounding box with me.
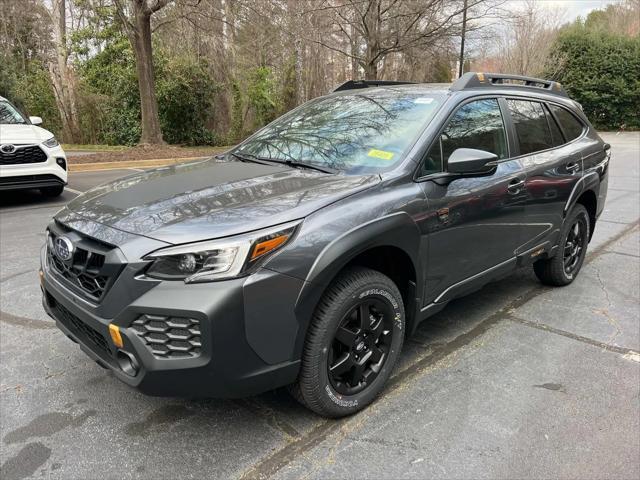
[144,221,299,283]
[43,136,59,148]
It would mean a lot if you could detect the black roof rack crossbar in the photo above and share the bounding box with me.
[333,80,416,92]
[451,72,568,97]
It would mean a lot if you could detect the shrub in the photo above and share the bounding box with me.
[547,28,640,130]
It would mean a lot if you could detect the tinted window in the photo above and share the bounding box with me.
[545,105,564,147]
[236,92,443,174]
[549,104,584,141]
[421,98,507,175]
[507,100,555,155]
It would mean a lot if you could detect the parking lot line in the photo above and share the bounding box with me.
[63,186,83,195]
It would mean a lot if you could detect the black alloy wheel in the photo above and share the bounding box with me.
[534,204,590,286]
[563,217,587,276]
[328,298,394,396]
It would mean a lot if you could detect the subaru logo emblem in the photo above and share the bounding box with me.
[54,236,74,262]
[0,144,16,154]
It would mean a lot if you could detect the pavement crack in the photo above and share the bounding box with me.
[508,315,639,357]
[592,263,622,346]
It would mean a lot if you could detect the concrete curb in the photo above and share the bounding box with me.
[68,156,209,172]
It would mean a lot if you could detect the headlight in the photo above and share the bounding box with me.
[144,221,299,283]
[43,136,59,148]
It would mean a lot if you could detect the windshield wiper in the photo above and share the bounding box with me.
[277,159,338,174]
[228,152,272,166]
[233,151,336,174]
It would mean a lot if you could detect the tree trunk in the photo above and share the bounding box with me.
[131,6,163,145]
[363,61,378,79]
[458,0,468,78]
[48,0,81,143]
[294,37,304,105]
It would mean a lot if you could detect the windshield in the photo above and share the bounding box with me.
[0,101,27,125]
[235,91,444,174]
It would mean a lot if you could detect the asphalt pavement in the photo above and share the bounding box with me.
[1,133,638,480]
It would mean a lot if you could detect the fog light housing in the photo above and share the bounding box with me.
[116,350,140,376]
[55,157,66,170]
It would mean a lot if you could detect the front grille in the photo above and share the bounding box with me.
[49,248,108,298]
[0,174,63,187]
[46,226,122,302]
[52,299,112,356]
[131,314,202,358]
[0,145,47,165]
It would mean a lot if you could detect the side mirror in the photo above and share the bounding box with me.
[447,148,498,174]
[29,116,43,126]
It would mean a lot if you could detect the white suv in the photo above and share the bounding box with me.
[0,96,68,197]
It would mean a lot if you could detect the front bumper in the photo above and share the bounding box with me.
[40,246,304,398]
[0,144,67,190]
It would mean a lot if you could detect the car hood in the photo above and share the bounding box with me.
[0,124,54,144]
[63,158,379,244]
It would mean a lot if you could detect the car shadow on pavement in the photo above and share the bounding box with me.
[0,189,75,210]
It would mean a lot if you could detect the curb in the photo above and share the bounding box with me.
[68,156,209,172]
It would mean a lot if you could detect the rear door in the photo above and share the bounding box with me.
[416,97,527,305]
[504,99,584,255]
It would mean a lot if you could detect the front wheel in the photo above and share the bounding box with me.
[534,204,590,286]
[293,267,405,417]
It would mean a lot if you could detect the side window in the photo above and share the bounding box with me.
[549,104,584,142]
[507,100,554,154]
[545,105,564,147]
[421,98,507,175]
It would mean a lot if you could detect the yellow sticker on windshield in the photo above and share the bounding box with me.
[367,149,394,161]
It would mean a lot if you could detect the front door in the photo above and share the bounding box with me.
[416,98,527,305]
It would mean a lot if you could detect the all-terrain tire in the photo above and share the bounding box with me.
[534,204,590,286]
[292,267,405,417]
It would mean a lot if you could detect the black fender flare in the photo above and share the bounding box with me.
[292,211,422,357]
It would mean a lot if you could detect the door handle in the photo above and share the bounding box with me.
[566,162,580,173]
[507,178,525,194]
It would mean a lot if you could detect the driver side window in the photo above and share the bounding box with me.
[420,98,508,176]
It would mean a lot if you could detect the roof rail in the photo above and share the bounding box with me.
[451,72,568,97]
[333,80,416,92]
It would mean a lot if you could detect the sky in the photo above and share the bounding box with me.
[516,0,621,21]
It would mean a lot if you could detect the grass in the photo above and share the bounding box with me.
[62,144,129,152]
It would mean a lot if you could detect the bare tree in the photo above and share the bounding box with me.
[114,0,173,144]
[313,0,498,79]
[47,0,82,142]
[492,0,564,76]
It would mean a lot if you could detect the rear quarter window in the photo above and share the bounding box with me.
[548,104,585,142]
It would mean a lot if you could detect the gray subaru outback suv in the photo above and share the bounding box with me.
[41,73,610,417]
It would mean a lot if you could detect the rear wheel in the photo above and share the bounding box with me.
[534,204,590,286]
[40,185,64,197]
[293,267,405,417]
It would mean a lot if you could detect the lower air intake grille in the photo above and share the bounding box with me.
[53,300,112,356]
[131,314,201,358]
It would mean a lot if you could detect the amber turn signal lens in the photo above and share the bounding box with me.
[109,324,123,348]
[250,234,289,260]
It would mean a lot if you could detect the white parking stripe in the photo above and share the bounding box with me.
[64,186,83,195]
